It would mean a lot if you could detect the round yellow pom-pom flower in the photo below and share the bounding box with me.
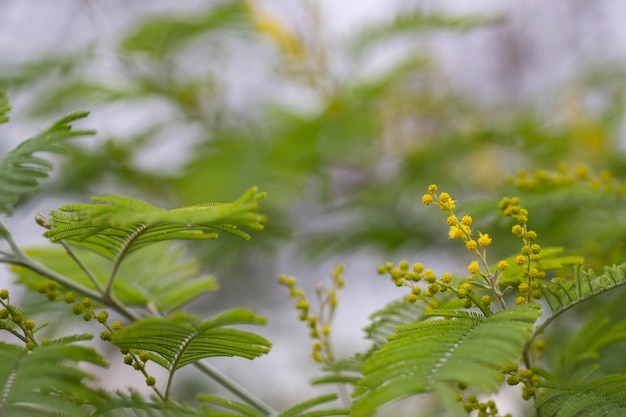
[449,226,463,239]
[446,215,458,226]
[461,215,473,226]
[511,224,524,237]
[422,194,433,205]
[497,260,509,271]
[468,261,480,274]
[515,255,526,266]
[477,233,492,247]
[427,184,438,194]
[438,192,455,210]
[466,240,478,251]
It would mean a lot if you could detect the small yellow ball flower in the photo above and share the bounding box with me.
[449,226,464,239]
[440,273,453,285]
[446,215,458,226]
[407,293,418,303]
[497,260,509,271]
[398,260,409,270]
[520,246,532,256]
[466,240,478,251]
[515,296,526,305]
[424,269,437,283]
[428,184,438,194]
[422,194,433,205]
[530,244,541,254]
[411,286,422,295]
[526,230,538,241]
[461,215,473,226]
[438,192,455,210]
[322,325,331,336]
[515,255,526,266]
[518,282,529,295]
[413,263,423,273]
[511,225,524,237]
[468,261,480,274]
[477,233,492,247]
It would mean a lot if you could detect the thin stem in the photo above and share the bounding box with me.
[1,255,140,322]
[59,241,104,293]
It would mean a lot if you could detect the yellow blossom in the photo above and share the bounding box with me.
[468,261,480,274]
[461,215,473,226]
[477,233,492,247]
[427,184,438,194]
[466,240,478,251]
[515,255,526,265]
[497,260,509,271]
[422,194,433,205]
[446,215,458,226]
[449,226,463,239]
[438,192,455,210]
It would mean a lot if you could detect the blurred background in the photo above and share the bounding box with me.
[2,0,626,415]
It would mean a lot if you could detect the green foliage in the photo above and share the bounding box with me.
[352,305,542,416]
[2,0,626,415]
[111,310,271,369]
[541,263,626,315]
[198,394,349,417]
[122,2,251,58]
[13,243,218,314]
[536,375,626,417]
[0,90,10,124]
[0,111,95,215]
[0,336,106,417]
[43,188,266,257]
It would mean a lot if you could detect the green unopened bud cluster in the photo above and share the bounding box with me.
[454,393,508,417]
[0,288,39,347]
[278,264,345,364]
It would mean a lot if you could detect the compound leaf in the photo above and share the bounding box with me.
[111,310,271,372]
[0,112,94,215]
[0,337,106,417]
[351,304,541,416]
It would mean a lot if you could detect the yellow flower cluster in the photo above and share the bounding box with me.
[499,197,544,304]
[513,163,626,197]
[278,264,345,364]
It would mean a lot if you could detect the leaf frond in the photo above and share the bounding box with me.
[538,263,626,332]
[0,111,94,215]
[43,188,266,260]
[0,340,106,417]
[111,310,271,372]
[537,374,626,417]
[351,304,541,416]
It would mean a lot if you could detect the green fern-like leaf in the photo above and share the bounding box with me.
[0,336,106,417]
[198,393,348,417]
[0,112,94,215]
[196,395,267,417]
[536,375,626,417]
[541,263,626,315]
[351,304,542,417]
[111,310,271,372]
[94,389,201,416]
[43,187,266,260]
